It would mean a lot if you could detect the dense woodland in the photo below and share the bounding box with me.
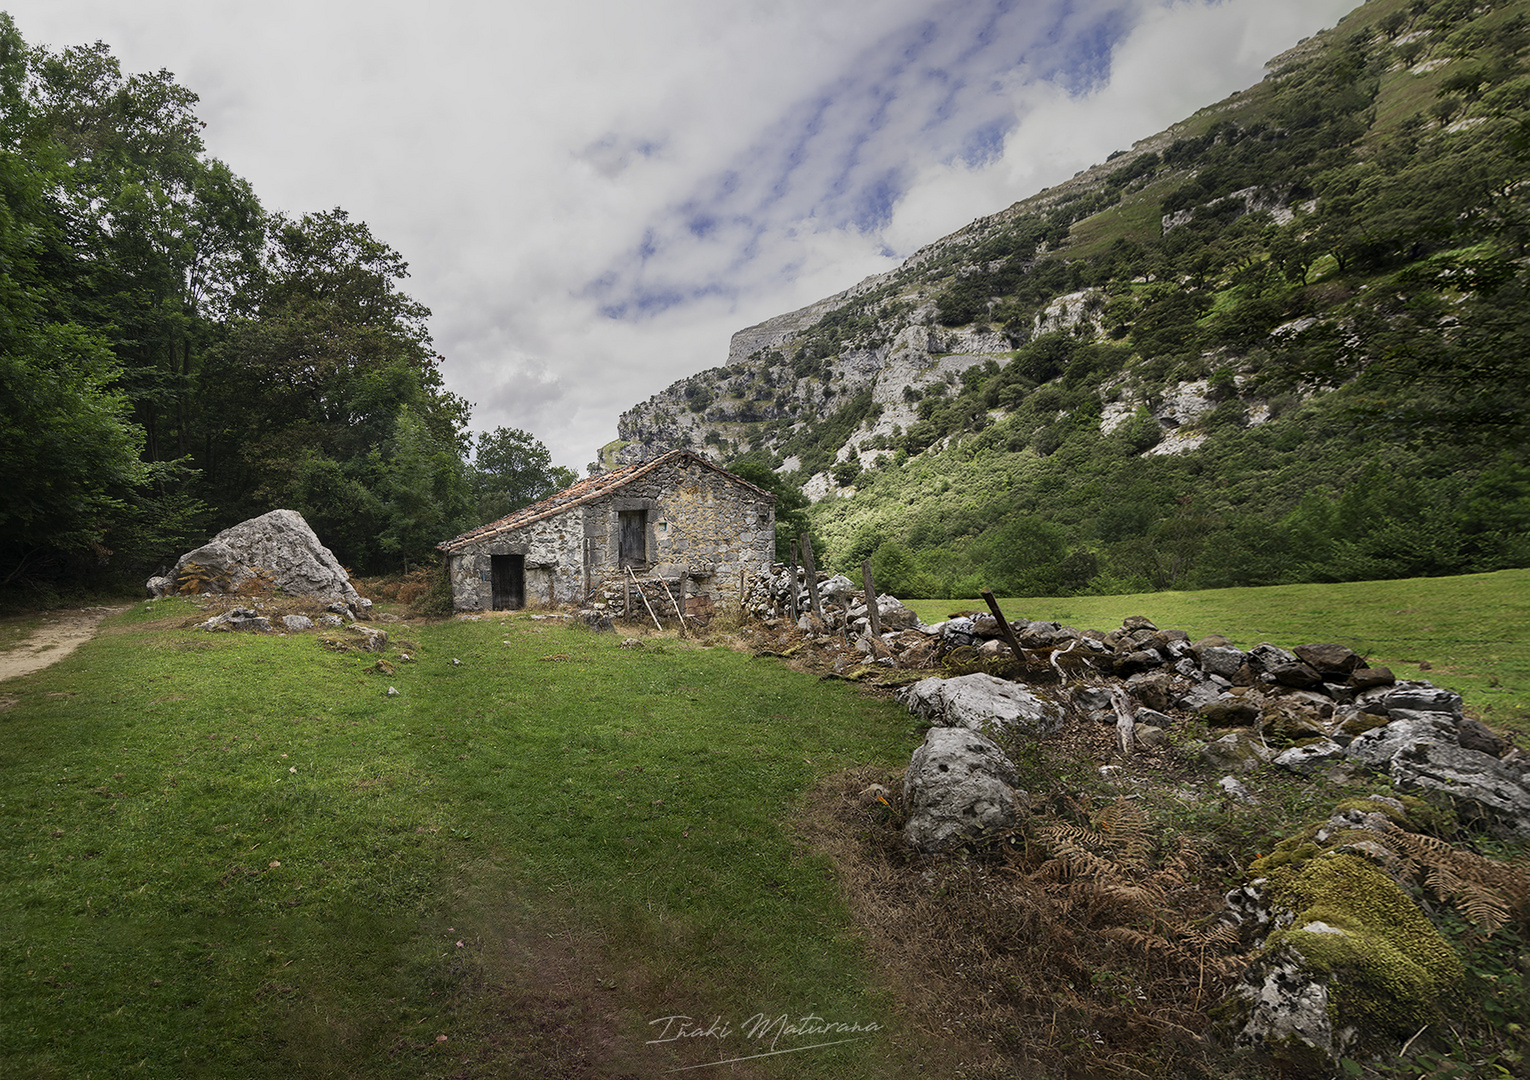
[0,15,571,597]
[661,0,1530,598]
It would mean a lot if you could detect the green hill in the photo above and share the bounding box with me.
[615,0,1530,598]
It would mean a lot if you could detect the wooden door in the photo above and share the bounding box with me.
[618,510,645,568]
[491,554,524,609]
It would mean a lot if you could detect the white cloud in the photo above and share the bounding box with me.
[6,0,1355,472]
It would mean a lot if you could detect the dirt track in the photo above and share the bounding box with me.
[0,606,127,681]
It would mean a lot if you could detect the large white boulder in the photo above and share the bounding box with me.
[903,727,1027,853]
[897,673,1064,739]
[150,509,362,608]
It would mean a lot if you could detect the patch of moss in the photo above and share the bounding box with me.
[1251,824,1322,873]
[1266,853,1462,1042]
[1395,794,1457,838]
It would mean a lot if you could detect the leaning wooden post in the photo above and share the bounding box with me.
[800,534,824,622]
[979,588,1026,663]
[627,568,664,632]
[788,540,800,622]
[861,560,881,638]
[662,578,687,637]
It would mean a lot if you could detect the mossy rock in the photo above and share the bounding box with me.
[943,644,984,676]
[1265,852,1462,1043]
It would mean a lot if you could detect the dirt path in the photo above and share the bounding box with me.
[0,606,128,682]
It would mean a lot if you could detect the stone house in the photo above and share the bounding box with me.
[437,449,776,612]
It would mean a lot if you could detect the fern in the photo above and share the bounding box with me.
[1377,821,1528,937]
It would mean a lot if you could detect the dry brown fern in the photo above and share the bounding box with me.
[230,566,277,597]
[1377,822,1528,937]
[175,560,230,594]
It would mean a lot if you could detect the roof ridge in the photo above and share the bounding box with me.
[437,448,773,554]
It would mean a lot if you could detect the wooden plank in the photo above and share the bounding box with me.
[862,560,880,638]
[979,589,1025,662]
[662,578,687,637]
[626,568,664,632]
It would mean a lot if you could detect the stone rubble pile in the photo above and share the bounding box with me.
[745,566,938,668]
[739,578,1527,845]
[583,574,713,626]
[822,603,1524,1077]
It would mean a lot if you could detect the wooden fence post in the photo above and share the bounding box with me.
[800,534,823,622]
[979,588,1026,662]
[862,560,880,638]
[789,540,800,622]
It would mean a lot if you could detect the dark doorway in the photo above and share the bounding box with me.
[618,510,646,568]
[491,554,525,609]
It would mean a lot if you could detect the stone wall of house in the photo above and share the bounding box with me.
[582,457,774,603]
[446,456,773,612]
[445,506,590,611]
[657,458,774,591]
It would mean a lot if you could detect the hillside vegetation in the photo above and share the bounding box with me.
[615,0,1530,599]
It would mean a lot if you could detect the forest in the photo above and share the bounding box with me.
[0,16,570,599]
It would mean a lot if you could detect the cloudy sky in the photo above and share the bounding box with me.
[7,0,1355,471]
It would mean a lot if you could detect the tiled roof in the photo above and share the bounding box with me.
[437,448,775,554]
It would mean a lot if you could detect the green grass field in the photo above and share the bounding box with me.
[0,602,922,1079]
[905,568,1530,735]
[1,570,1526,1077]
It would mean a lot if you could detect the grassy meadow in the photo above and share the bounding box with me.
[906,568,1530,735]
[1,569,1526,1079]
[0,601,924,1079]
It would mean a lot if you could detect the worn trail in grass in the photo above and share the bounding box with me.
[0,603,926,1078]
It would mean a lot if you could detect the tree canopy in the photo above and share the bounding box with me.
[0,15,564,590]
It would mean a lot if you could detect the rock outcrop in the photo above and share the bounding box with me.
[902,726,1028,853]
[149,510,364,610]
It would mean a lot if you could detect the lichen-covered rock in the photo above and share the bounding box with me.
[1226,945,1345,1076]
[1383,682,1464,720]
[820,574,856,604]
[1202,730,1276,773]
[872,594,920,630]
[163,510,361,607]
[1388,740,1530,838]
[199,607,272,633]
[1223,852,1461,1075]
[897,673,1064,738]
[903,727,1027,852]
[1273,740,1347,776]
[1248,643,1300,670]
[319,624,388,652]
[1344,715,1459,769]
[1199,694,1261,727]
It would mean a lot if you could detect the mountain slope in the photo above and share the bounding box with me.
[611,0,1530,597]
